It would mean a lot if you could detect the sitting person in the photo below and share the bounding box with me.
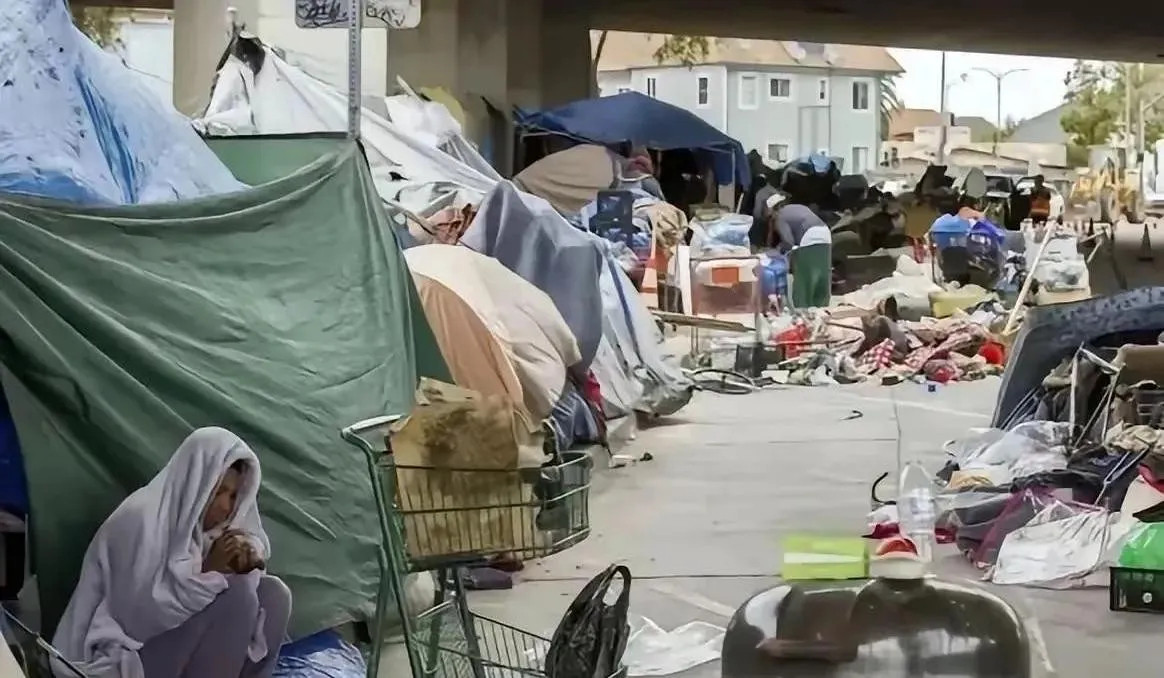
[52,427,291,678]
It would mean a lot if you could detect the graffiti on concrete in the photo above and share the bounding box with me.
[296,0,421,29]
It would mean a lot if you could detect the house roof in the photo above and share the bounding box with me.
[1007,104,1071,144]
[888,108,944,138]
[594,32,904,75]
[955,116,998,142]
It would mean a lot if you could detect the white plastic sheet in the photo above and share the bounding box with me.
[990,506,1135,588]
[1,0,243,203]
[196,38,498,211]
[623,616,725,676]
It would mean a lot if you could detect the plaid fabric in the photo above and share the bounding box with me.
[903,328,982,372]
[856,338,896,374]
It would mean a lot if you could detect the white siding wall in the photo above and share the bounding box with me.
[624,65,728,132]
[117,14,175,105]
[724,66,882,171]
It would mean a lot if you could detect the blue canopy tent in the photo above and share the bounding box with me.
[516,92,751,188]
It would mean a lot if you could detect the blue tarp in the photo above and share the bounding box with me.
[517,92,750,188]
[1,0,243,204]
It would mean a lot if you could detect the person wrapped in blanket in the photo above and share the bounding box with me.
[52,428,291,678]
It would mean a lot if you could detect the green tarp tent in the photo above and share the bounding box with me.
[0,134,448,638]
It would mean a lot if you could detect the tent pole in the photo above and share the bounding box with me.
[347,0,363,139]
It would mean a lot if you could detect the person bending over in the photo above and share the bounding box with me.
[53,427,291,678]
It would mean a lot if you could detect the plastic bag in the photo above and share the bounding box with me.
[273,630,366,678]
[949,422,1070,485]
[690,214,753,257]
[991,506,1135,588]
[974,489,1089,566]
[623,616,724,676]
[1119,522,1164,569]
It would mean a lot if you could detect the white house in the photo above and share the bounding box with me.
[595,32,903,174]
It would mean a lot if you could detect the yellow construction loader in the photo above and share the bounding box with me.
[1070,149,1146,224]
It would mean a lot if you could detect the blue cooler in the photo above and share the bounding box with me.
[929,214,971,251]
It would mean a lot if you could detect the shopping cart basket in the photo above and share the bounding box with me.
[341,415,601,678]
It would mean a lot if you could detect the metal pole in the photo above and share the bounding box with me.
[937,51,948,164]
[994,77,1001,157]
[1139,91,1164,158]
[347,0,363,139]
[1125,64,1134,153]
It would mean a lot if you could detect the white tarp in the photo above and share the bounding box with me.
[194,36,498,214]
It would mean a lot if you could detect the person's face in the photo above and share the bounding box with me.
[203,466,243,531]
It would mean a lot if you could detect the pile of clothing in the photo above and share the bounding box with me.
[768,304,1007,387]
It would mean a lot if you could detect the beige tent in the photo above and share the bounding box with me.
[514,144,618,214]
[404,244,581,428]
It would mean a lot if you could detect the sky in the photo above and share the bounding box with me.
[889,48,1074,125]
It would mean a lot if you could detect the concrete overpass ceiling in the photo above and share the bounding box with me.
[588,0,1164,63]
[76,0,173,8]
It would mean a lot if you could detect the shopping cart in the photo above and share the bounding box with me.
[340,415,599,678]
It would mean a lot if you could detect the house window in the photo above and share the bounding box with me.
[697,76,709,106]
[851,146,870,173]
[816,77,830,104]
[851,81,870,111]
[739,74,759,109]
[768,77,791,100]
[890,147,900,166]
[766,143,790,164]
[645,76,657,98]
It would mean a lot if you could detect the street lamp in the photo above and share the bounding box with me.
[936,51,969,164]
[971,67,1029,157]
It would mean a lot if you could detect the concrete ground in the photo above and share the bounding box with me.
[376,224,1164,678]
[454,379,1164,678]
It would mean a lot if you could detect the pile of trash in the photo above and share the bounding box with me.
[925,292,1164,590]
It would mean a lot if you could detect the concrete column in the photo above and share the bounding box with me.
[506,0,542,111]
[538,1,592,108]
[387,0,515,171]
[172,0,258,116]
[256,0,389,98]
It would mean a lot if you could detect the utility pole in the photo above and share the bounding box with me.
[938,51,947,164]
[936,53,968,165]
[972,67,1028,157]
[1140,91,1164,157]
[1126,63,1136,154]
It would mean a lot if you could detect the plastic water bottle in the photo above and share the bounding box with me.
[897,460,937,565]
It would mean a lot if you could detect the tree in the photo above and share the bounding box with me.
[1060,60,1120,147]
[999,115,1022,141]
[71,5,123,50]
[1060,59,1164,148]
[878,74,902,140]
[653,35,712,67]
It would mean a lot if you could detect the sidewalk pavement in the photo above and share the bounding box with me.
[457,379,1164,678]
